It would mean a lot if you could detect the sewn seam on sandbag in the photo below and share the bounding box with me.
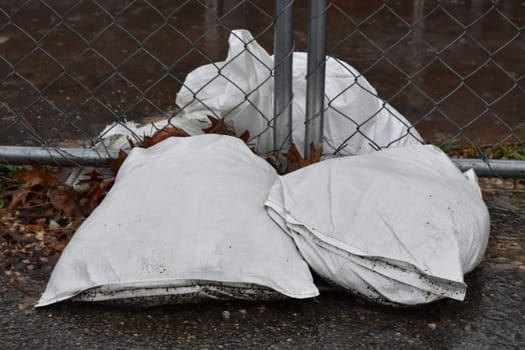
[274,193,466,282]
[293,227,466,302]
[276,205,467,298]
[294,225,465,297]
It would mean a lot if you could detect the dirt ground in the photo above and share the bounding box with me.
[0,178,523,350]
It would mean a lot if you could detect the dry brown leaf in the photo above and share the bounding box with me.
[83,177,115,215]
[265,154,280,174]
[239,130,250,144]
[12,165,60,188]
[202,116,236,135]
[47,185,83,221]
[8,189,31,211]
[283,143,323,173]
[202,116,251,147]
[108,149,128,174]
[142,126,189,148]
[23,224,45,233]
[127,137,136,148]
[308,143,323,163]
[8,165,60,210]
[46,239,67,253]
[78,169,104,184]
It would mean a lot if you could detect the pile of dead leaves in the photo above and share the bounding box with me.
[109,116,321,174]
[0,165,111,292]
[0,116,322,295]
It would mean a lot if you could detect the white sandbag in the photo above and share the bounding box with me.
[176,29,422,155]
[265,144,490,305]
[66,117,208,189]
[290,53,422,155]
[97,116,207,151]
[176,30,274,153]
[37,135,319,307]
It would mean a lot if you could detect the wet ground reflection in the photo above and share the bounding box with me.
[0,0,523,148]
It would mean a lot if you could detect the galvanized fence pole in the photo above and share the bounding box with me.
[304,0,329,158]
[273,0,294,159]
[0,146,117,166]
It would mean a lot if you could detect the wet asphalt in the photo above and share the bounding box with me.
[1,186,524,349]
[1,1,524,147]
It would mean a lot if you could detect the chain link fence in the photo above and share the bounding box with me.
[0,0,524,176]
[0,0,285,164]
[307,0,524,176]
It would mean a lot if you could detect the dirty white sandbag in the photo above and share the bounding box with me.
[37,135,319,307]
[265,144,490,305]
[65,116,208,189]
[176,30,274,153]
[290,53,422,155]
[98,116,207,151]
[176,29,422,155]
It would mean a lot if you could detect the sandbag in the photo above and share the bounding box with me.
[176,29,422,156]
[265,144,490,305]
[37,135,319,307]
[290,53,422,155]
[176,30,274,153]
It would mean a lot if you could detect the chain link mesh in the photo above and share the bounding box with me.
[320,0,524,161]
[1,0,524,172]
[0,0,276,155]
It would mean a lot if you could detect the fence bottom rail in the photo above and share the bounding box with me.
[1,145,524,178]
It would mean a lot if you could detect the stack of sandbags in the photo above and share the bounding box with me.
[38,139,490,307]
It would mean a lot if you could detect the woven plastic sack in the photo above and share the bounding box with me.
[265,144,490,305]
[176,29,422,156]
[37,135,319,307]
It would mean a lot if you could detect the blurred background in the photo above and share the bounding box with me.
[0,0,523,158]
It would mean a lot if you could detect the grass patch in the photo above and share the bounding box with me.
[439,138,525,160]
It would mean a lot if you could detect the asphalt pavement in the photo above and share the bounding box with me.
[1,184,524,350]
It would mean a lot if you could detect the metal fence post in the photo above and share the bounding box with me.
[305,0,329,157]
[273,0,294,158]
